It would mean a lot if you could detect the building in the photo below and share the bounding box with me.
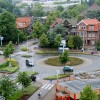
[56,78,100,100]
[77,18,100,47]
[16,16,34,33]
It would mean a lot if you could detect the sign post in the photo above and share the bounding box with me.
[0,36,3,46]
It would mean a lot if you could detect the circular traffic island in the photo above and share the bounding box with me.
[45,57,83,66]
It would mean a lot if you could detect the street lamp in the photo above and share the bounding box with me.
[27,36,30,52]
[56,69,60,82]
[0,36,3,46]
[82,32,85,53]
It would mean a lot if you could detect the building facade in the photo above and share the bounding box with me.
[77,19,100,46]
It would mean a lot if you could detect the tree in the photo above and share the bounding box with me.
[73,35,83,49]
[4,41,15,57]
[68,36,74,49]
[39,33,49,48]
[0,12,19,42]
[80,84,96,100]
[33,2,44,17]
[56,6,64,12]
[17,72,31,90]
[88,0,95,6]
[54,34,62,48]
[53,24,66,39]
[96,39,100,51]
[33,20,46,38]
[0,77,17,100]
[59,51,69,66]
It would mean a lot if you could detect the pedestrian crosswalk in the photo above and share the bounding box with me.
[41,83,54,90]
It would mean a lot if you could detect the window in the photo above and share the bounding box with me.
[91,32,94,37]
[90,25,94,30]
[88,33,91,37]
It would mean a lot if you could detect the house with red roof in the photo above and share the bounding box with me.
[16,16,34,33]
[77,18,100,46]
[50,18,63,28]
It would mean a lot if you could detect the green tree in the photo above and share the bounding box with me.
[68,36,74,49]
[33,2,44,17]
[39,33,49,48]
[59,51,69,66]
[96,39,100,51]
[88,0,95,6]
[33,20,46,38]
[53,24,66,39]
[4,41,15,57]
[17,72,31,90]
[0,12,19,42]
[73,35,83,49]
[0,77,17,100]
[54,34,62,48]
[56,5,64,12]
[80,84,96,100]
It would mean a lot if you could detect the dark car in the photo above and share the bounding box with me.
[26,59,34,67]
[29,74,36,82]
[63,66,73,73]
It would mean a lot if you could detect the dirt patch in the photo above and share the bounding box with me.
[20,95,31,100]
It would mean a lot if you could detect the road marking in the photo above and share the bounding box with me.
[44,84,51,89]
[41,83,48,89]
[48,84,54,90]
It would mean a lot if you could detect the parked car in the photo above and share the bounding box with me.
[26,59,34,67]
[0,51,3,55]
[29,74,36,82]
[63,66,73,73]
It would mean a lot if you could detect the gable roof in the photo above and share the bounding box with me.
[16,17,33,29]
[50,18,63,28]
[83,19,100,25]
[77,19,100,25]
[67,19,78,26]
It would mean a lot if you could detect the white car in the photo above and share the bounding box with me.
[0,51,3,55]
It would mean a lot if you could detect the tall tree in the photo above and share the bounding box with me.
[59,51,69,66]
[68,36,74,49]
[56,5,64,12]
[17,72,31,90]
[33,2,44,17]
[4,41,15,57]
[73,35,83,49]
[54,34,62,48]
[0,77,17,100]
[88,0,95,6]
[80,84,96,100]
[33,20,46,38]
[0,12,19,43]
[39,33,49,48]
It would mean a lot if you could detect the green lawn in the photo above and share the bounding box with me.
[0,58,19,73]
[44,73,72,80]
[8,85,39,100]
[45,57,83,66]
[21,47,27,51]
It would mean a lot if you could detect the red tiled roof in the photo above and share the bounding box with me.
[83,19,100,25]
[50,18,63,28]
[16,17,33,29]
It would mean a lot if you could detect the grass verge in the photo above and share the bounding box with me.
[45,57,83,66]
[8,85,39,100]
[44,73,72,80]
[0,58,19,73]
[20,71,38,76]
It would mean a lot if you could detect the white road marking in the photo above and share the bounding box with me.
[45,84,51,89]
[41,83,48,89]
[48,84,54,90]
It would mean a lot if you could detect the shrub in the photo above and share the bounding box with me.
[21,47,27,51]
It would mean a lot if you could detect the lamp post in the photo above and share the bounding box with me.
[82,32,85,53]
[27,36,30,52]
[18,33,19,45]
[0,36,3,46]
[56,69,60,83]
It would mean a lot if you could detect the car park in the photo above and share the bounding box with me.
[26,59,34,67]
[63,66,73,73]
